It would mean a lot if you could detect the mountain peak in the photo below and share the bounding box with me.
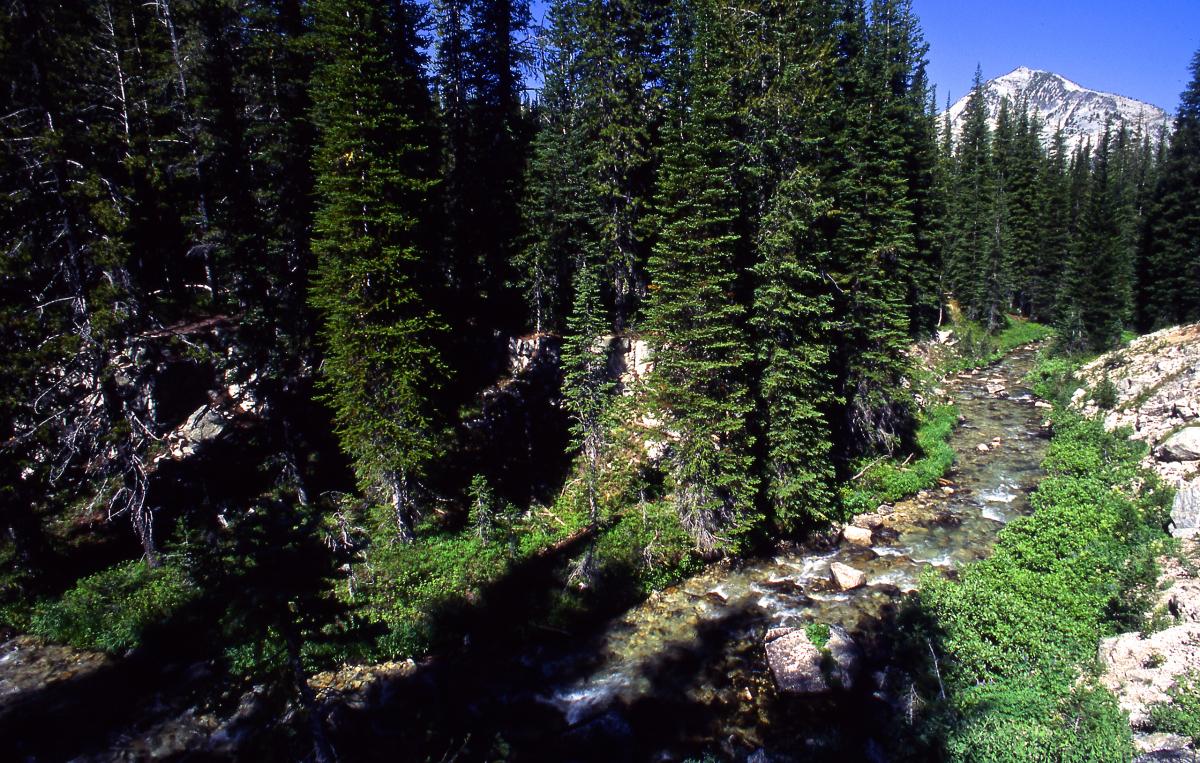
[944,68,1170,149]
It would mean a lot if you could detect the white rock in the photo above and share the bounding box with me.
[1171,483,1200,540]
[830,562,866,591]
[842,526,873,547]
[1160,428,1200,462]
[764,625,860,695]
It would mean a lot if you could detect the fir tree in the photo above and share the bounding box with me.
[308,0,447,541]
[1142,48,1200,327]
[751,169,839,530]
[646,0,758,554]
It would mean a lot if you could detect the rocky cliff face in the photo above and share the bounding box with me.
[1072,323,1200,760]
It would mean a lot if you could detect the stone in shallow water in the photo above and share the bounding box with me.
[830,562,866,591]
[764,626,860,695]
[842,525,873,547]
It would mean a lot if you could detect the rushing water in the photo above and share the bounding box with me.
[0,347,1051,762]
[492,345,1052,761]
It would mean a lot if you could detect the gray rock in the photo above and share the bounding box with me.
[842,525,873,547]
[1172,484,1200,540]
[830,562,866,591]
[764,626,860,695]
[1160,427,1200,462]
[169,406,231,459]
[1134,732,1195,762]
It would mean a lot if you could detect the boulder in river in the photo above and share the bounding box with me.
[830,562,866,591]
[842,525,873,547]
[764,626,860,695]
[1159,427,1200,462]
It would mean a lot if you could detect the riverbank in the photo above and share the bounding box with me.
[0,331,1053,760]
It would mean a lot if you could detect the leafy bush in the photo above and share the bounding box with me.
[1149,672,1200,743]
[913,409,1168,761]
[1024,355,1082,406]
[943,682,1132,763]
[30,560,197,652]
[593,499,703,593]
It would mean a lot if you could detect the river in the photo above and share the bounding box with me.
[0,345,1050,762]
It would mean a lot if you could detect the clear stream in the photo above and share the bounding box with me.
[489,344,1051,761]
[0,346,1051,762]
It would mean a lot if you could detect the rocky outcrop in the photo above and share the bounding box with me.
[1098,623,1200,728]
[1072,323,1200,538]
[1160,428,1200,462]
[1077,324,1200,759]
[764,626,860,695]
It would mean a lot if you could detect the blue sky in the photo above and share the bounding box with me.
[916,0,1199,113]
[525,1,1198,113]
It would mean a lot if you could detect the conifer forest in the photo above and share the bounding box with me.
[2,0,1200,760]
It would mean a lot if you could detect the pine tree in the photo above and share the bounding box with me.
[645,0,758,554]
[308,0,447,541]
[561,252,613,582]
[516,0,591,333]
[1033,129,1072,323]
[1141,48,1200,327]
[1061,123,1132,351]
[945,67,996,326]
[751,169,839,530]
[820,0,919,460]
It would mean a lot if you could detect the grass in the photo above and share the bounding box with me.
[940,317,1055,375]
[842,403,959,516]
[29,559,197,653]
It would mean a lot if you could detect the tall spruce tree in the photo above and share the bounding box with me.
[308,0,446,541]
[751,169,839,530]
[1061,123,1132,351]
[1141,48,1200,327]
[646,0,758,553]
[945,67,997,326]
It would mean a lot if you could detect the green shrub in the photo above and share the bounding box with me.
[593,500,703,593]
[1024,355,1082,406]
[944,682,1132,763]
[1149,672,1200,743]
[30,560,197,652]
[806,621,831,650]
[913,407,1166,761]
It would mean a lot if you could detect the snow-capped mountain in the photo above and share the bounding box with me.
[943,67,1171,151]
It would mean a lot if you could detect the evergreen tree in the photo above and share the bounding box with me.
[1061,123,1132,351]
[517,0,591,333]
[308,0,447,541]
[1033,129,1072,322]
[561,252,613,582]
[645,0,757,553]
[751,169,839,530]
[945,67,997,327]
[1141,48,1200,327]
